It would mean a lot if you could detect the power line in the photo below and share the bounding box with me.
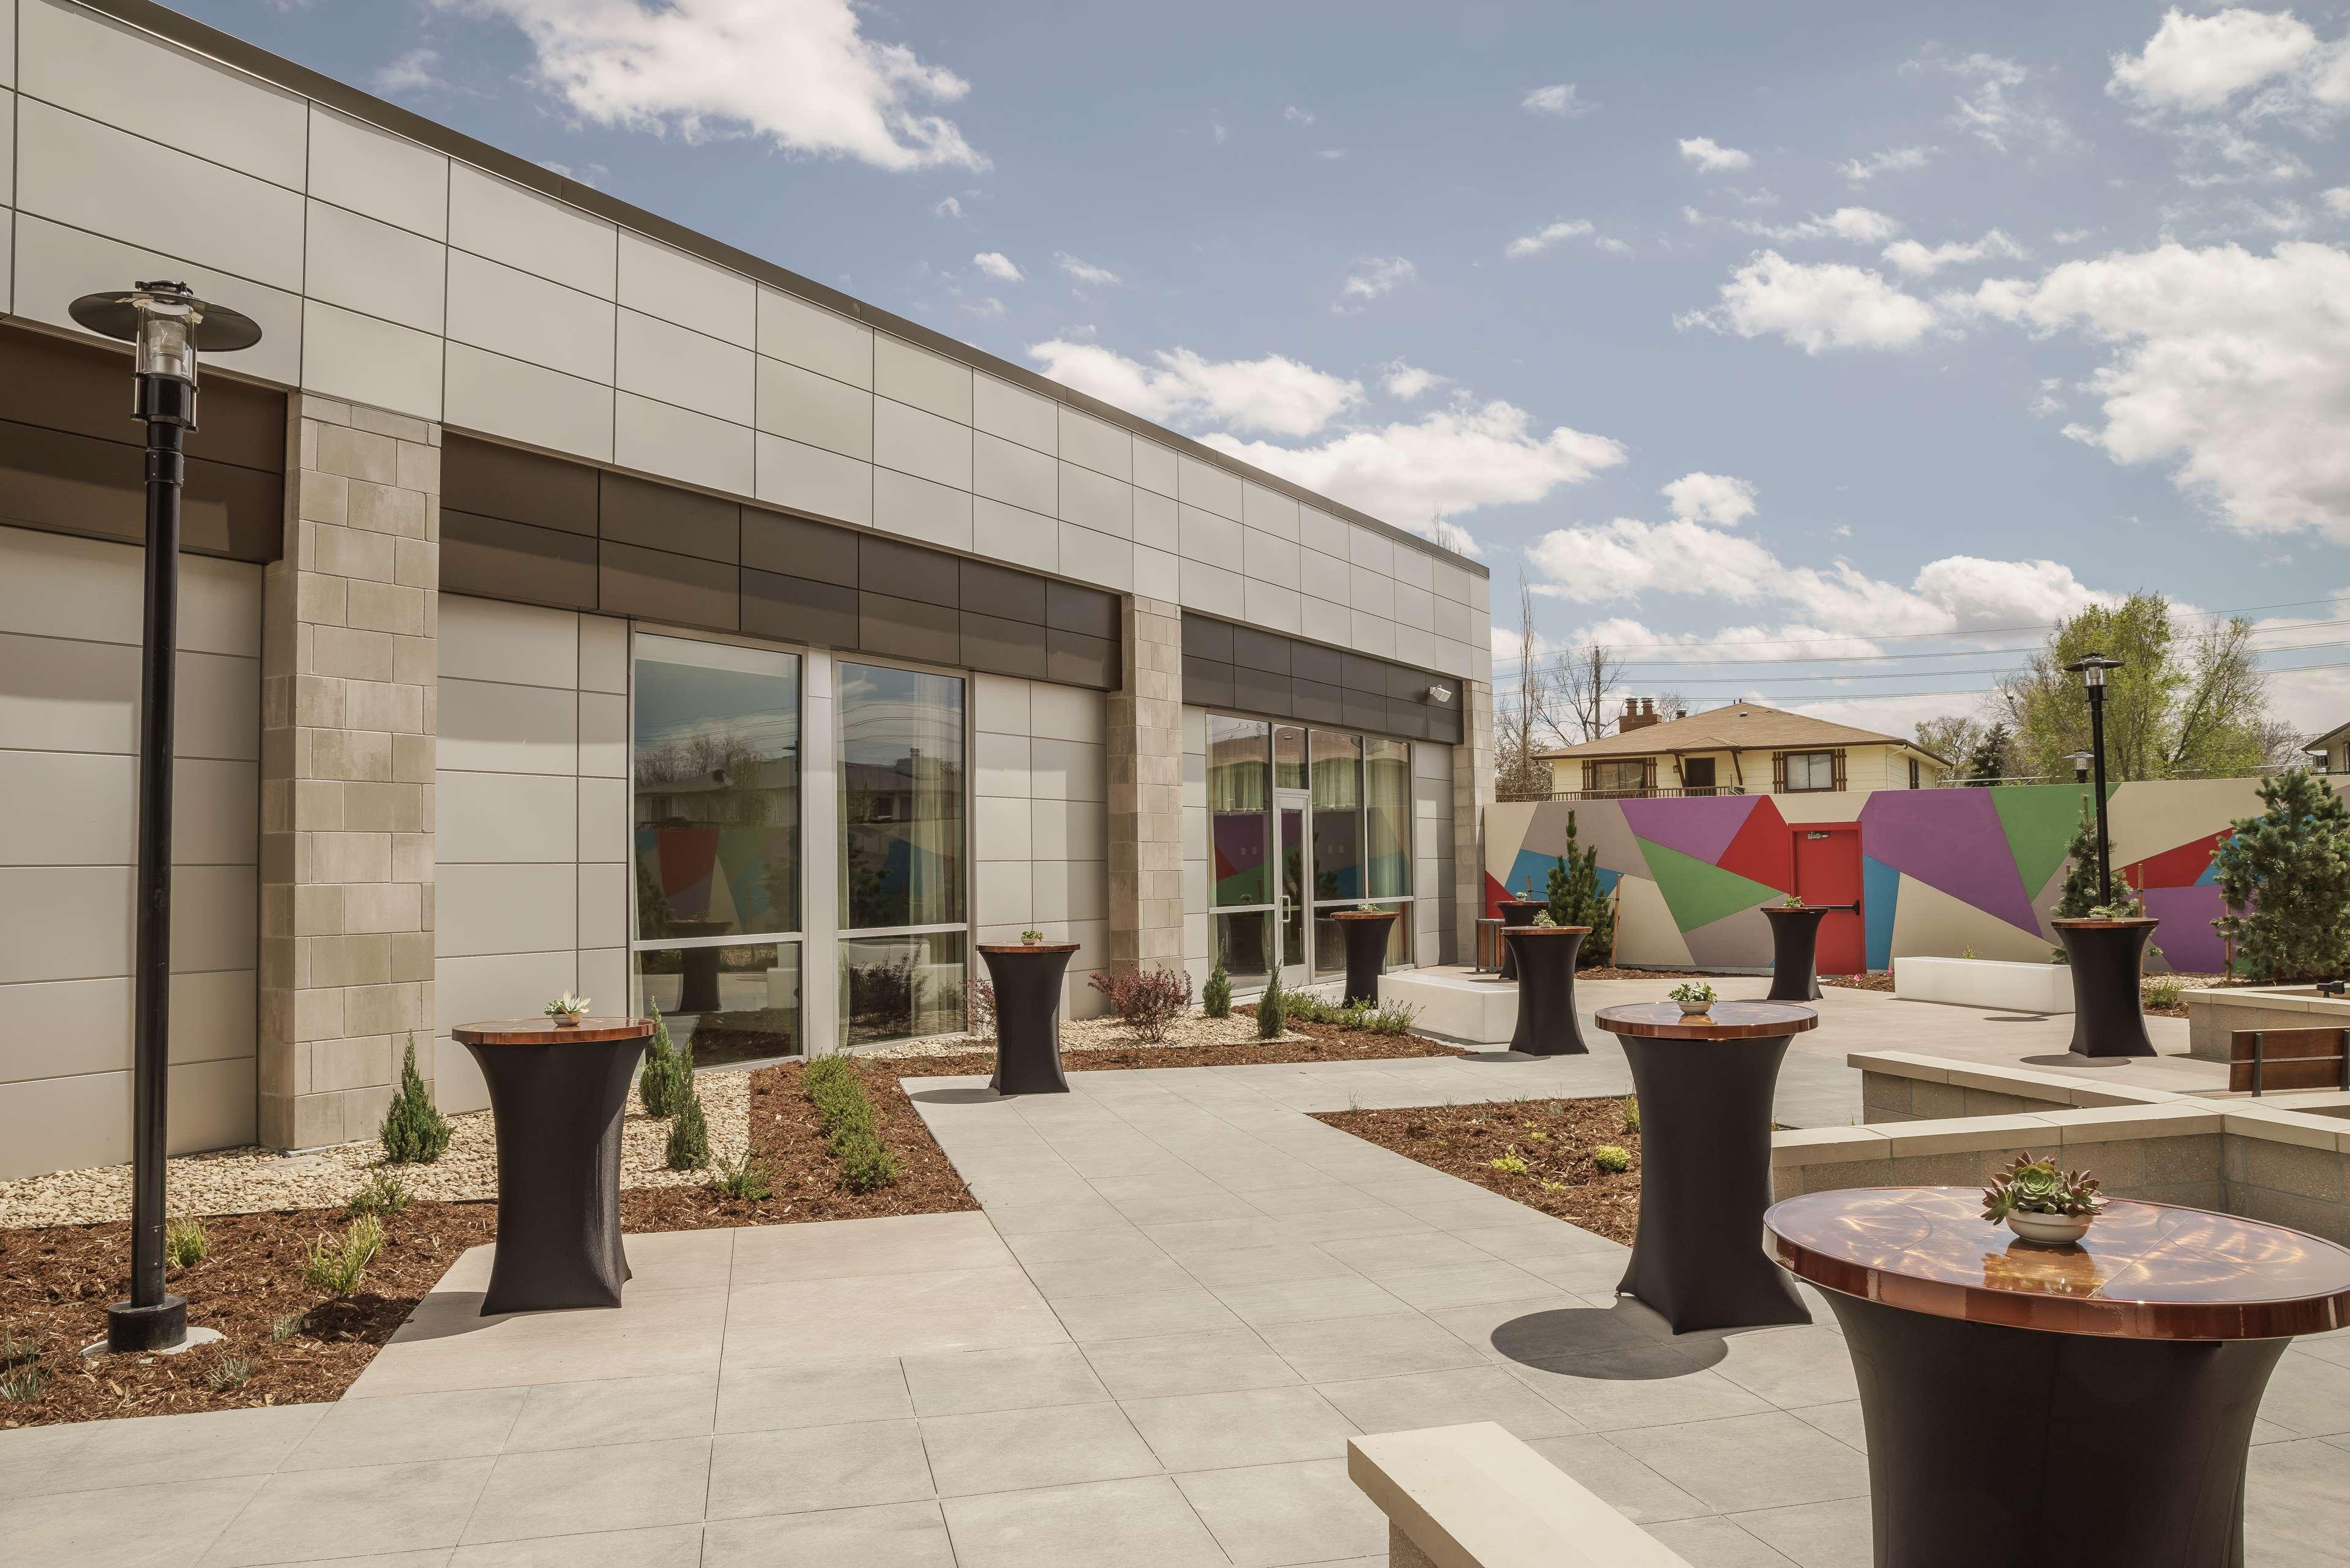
[1609,616,2350,669]
[1559,595,2347,658]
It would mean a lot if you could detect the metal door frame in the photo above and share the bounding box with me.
[1274,787,1312,985]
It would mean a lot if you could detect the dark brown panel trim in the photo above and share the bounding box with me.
[1180,613,1464,745]
[70,0,1483,579]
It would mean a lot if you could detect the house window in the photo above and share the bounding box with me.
[1783,750,1836,792]
[837,662,966,1047]
[1590,760,1648,796]
[1683,758,1718,793]
[631,634,802,1065]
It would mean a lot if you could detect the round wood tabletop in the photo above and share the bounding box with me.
[2050,917,2162,929]
[1330,909,1400,921]
[1595,1001,1819,1040]
[1766,1186,2350,1340]
[976,943,1082,954]
[1494,898,1548,913]
[1503,925,1590,935]
[452,1017,654,1045]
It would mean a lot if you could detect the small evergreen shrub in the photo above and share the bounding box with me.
[1202,953,1232,1018]
[165,1216,210,1271]
[379,1035,451,1164]
[1592,1144,1631,1174]
[2053,799,2103,921]
[665,1089,711,1171]
[1255,971,1288,1040]
[836,1137,903,1193]
[1490,1148,1530,1176]
[1622,1096,1641,1134]
[1089,967,1194,1043]
[638,1000,695,1118]
[1546,810,1617,966]
[1355,1003,1420,1037]
[303,1216,384,1295]
[803,1056,900,1191]
[346,1172,412,1218]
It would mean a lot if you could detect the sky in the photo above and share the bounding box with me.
[178,0,2350,744]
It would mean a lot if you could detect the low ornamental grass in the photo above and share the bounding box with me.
[304,1215,385,1296]
[803,1056,901,1193]
[165,1216,211,1271]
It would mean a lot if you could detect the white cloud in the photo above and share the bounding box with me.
[1504,219,1595,259]
[2053,226,2094,244]
[964,296,1004,318]
[1662,471,1759,528]
[1334,256,1417,311]
[971,251,1022,282]
[1203,400,1628,541]
[1683,250,1938,352]
[2109,7,2320,111]
[373,47,440,95]
[1841,146,1932,182]
[1595,236,1634,256]
[2327,188,2350,217]
[1315,149,1348,160]
[1027,340,1362,438]
[1284,105,1315,127]
[932,196,963,218]
[1055,252,1120,287]
[443,0,986,172]
[1382,362,1442,399]
[1966,239,2350,542]
[1522,83,1593,118]
[1880,228,2028,276]
[1909,47,2072,154]
[1211,121,1229,144]
[1734,206,1902,244]
[1678,136,1753,172]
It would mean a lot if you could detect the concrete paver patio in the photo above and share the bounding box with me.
[1,1032,2336,1568]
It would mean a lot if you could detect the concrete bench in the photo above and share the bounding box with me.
[1349,1422,1693,1568]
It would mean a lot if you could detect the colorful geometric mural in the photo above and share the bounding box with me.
[1485,778,2264,975]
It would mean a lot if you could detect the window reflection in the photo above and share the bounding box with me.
[635,944,798,1065]
[839,662,967,1047]
[1210,715,1270,908]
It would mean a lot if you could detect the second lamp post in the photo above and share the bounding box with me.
[2065,652,2124,905]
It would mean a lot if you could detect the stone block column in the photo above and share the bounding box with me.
[1108,594,1185,973]
[1453,678,1494,964]
[258,395,440,1149]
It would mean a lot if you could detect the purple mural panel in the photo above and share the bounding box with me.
[1620,794,1759,867]
[1858,790,2040,935]
[2141,885,2226,974]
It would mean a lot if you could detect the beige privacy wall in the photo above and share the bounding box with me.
[0,525,260,1180]
[433,596,630,1114]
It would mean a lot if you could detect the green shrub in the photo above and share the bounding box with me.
[1255,972,1288,1040]
[2144,976,2185,1009]
[638,1001,694,1118]
[1491,1148,1530,1176]
[165,1216,210,1271]
[345,1171,412,1218]
[1355,1003,1420,1037]
[1592,1144,1631,1174]
[708,1154,773,1201]
[2214,769,2350,982]
[2053,799,2103,921]
[665,1089,711,1171]
[379,1035,451,1164]
[1546,810,1617,965]
[1622,1096,1641,1134]
[304,1216,384,1296]
[802,1056,899,1192]
[836,1138,903,1193]
[1203,954,1232,1018]
[1088,967,1194,1042]
[204,1354,253,1392]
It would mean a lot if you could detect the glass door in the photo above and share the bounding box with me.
[1275,788,1311,986]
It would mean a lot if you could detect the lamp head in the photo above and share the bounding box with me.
[67,280,263,388]
[2064,652,2124,691]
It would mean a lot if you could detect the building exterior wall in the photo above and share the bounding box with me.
[0,0,1491,694]
[1487,777,2262,975]
[0,524,260,1179]
[973,674,1113,1018]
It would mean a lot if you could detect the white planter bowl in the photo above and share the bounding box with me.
[2005,1211,2092,1245]
[1675,1000,1715,1017]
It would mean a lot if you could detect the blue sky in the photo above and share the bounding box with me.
[182,0,2350,737]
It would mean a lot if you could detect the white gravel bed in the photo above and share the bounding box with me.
[0,1071,752,1231]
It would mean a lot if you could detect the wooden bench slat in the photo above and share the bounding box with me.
[2228,1028,2348,1063]
[2228,1028,2350,1095]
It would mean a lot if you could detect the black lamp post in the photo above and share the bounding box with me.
[2065,654,2124,908]
[67,282,262,1354]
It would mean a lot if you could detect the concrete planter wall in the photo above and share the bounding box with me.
[2186,985,2350,1062]
[1893,957,2073,1014]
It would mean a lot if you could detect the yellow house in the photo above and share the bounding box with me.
[1534,700,1953,798]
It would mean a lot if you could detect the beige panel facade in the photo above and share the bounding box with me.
[1108,595,1184,976]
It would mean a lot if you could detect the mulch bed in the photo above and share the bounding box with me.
[1314,1097,1644,1245]
[1822,970,1896,993]
[0,1061,971,1430]
[1573,965,1710,982]
[884,1014,1465,1078]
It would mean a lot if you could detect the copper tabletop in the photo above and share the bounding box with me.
[1767,1186,2350,1340]
[1596,1001,1820,1040]
[975,943,1082,954]
[452,1017,653,1045]
[1502,925,1590,936]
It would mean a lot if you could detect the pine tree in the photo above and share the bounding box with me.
[379,1034,452,1164]
[1256,968,1287,1040]
[1542,810,1616,966]
[637,1000,692,1118]
[2214,770,2350,982]
[665,1085,711,1170]
[2053,797,2103,920]
[1202,951,1232,1018]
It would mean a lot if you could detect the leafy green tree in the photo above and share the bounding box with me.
[2213,770,2350,982]
[1543,810,1615,966]
[1965,722,2012,785]
[2053,798,2103,920]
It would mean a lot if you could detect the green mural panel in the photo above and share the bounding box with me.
[1991,783,2100,903]
[1637,838,1784,932]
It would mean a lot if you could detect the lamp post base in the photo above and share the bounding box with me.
[105,1293,189,1353]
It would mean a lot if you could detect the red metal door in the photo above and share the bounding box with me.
[1791,824,1865,974]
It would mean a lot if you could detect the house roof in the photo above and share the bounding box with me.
[2307,718,2350,752]
[1533,701,1949,763]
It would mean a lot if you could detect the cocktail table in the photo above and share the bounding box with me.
[454,1016,653,1315]
[1597,1001,1817,1332]
[1767,1186,2350,1567]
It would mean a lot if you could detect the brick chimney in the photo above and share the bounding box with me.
[1620,697,1661,733]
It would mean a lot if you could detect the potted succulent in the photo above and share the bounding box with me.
[544,991,591,1028]
[1780,894,1806,908]
[1332,902,1401,1007]
[1981,1151,2105,1245]
[1020,928,1046,944]
[1669,980,1717,1018]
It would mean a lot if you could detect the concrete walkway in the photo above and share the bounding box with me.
[7,1047,2346,1568]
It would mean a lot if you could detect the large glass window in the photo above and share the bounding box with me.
[1208,715,1273,985]
[839,662,966,1047]
[631,635,801,1064]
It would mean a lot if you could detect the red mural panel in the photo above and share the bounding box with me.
[1715,795,1795,893]
[2123,830,2231,891]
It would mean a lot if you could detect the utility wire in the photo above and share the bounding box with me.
[1571,595,2345,657]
